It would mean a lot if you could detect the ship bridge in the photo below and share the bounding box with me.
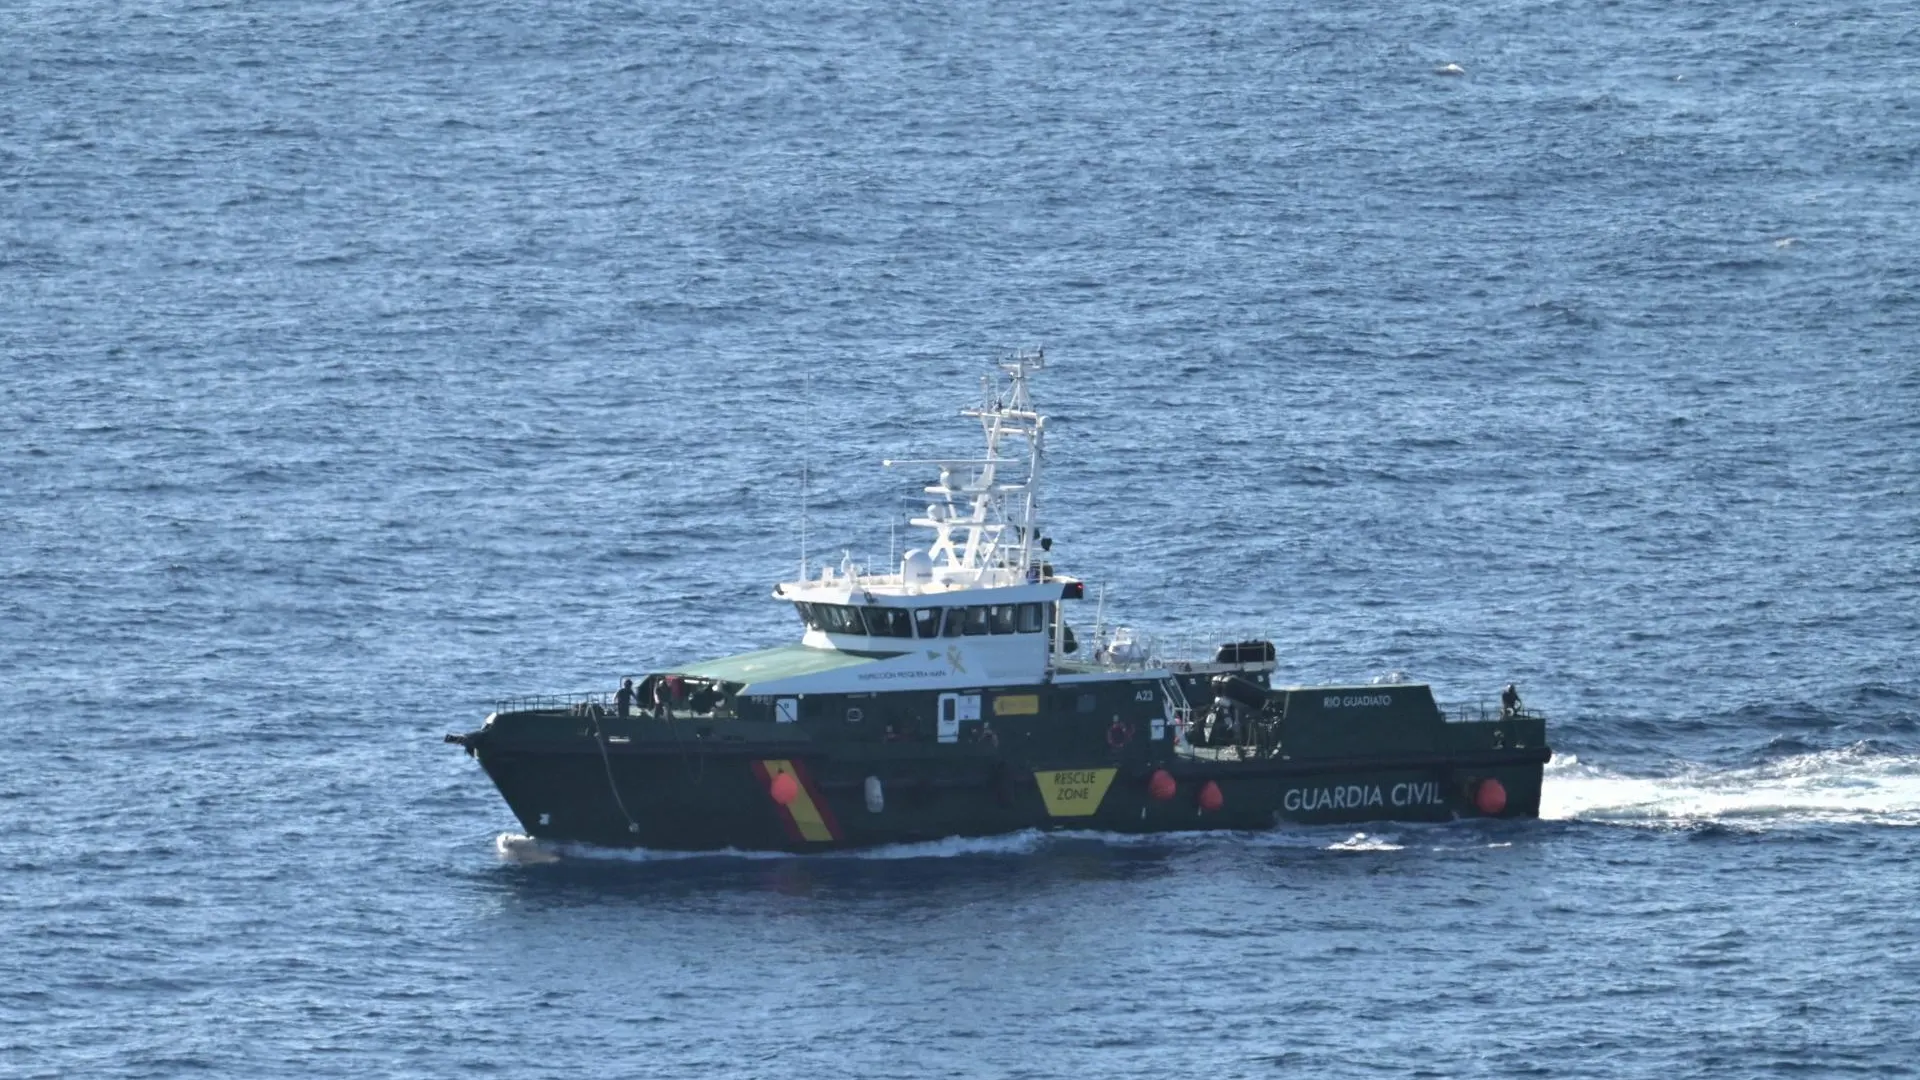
[634,352,1257,701]
[761,349,1085,688]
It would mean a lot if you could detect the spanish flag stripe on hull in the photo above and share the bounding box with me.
[753,759,840,843]
[748,760,799,843]
[786,758,842,840]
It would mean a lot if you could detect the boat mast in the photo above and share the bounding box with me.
[879,349,1048,587]
[958,349,1045,582]
[799,373,811,581]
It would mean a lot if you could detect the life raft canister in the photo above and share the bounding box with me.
[1211,673,1267,710]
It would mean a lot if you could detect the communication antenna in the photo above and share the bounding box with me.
[799,372,811,582]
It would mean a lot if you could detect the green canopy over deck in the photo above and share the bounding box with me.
[676,645,881,688]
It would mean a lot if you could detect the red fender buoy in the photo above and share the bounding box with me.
[769,771,800,806]
[1147,770,1176,802]
[1197,780,1223,813]
[1475,777,1507,816]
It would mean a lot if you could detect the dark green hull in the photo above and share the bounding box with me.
[453,679,1550,852]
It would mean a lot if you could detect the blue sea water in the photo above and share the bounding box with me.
[5,0,1919,1075]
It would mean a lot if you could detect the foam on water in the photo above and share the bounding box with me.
[493,833,562,864]
[1325,831,1406,851]
[498,833,792,863]
[495,829,1056,863]
[1542,748,1920,827]
[498,746,1920,869]
[495,825,1454,863]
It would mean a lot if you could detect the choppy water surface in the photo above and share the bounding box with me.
[4,0,1918,1076]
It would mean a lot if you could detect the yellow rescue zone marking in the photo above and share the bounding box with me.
[1035,768,1117,817]
[993,694,1040,716]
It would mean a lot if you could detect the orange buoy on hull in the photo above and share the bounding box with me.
[1474,777,1507,815]
[769,771,800,806]
[1197,780,1223,813]
[1148,770,1176,802]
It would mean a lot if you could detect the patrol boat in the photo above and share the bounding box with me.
[446,352,1550,851]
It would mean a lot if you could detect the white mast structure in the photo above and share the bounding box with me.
[769,349,1076,689]
[888,348,1048,588]
[776,349,1056,598]
[742,351,1216,712]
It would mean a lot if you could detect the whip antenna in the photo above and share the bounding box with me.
[800,372,811,582]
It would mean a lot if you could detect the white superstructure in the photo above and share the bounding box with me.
[690,350,1273,710]
[767,350,1078,689]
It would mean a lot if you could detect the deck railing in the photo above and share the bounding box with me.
[1443,702,1547,724]
[490,690,613,714]
[491,690,744,724]
[1067,627,1279,675]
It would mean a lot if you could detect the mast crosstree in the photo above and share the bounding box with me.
[880,348,1049,590]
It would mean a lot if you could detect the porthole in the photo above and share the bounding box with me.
[847,707,864,722]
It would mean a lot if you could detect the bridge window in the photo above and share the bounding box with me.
[989,604,1017,634]
[941,607,965,637]
[1016,602,1044,633]
[866,607,915,639]
[914,608,942,638]
[794,602,824,630]
[817,604,865,635]
[961,605,990,636]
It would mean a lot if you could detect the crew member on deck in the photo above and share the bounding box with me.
[1501,683,1521,717]
[615,678,635,716]
[688,683,717,714]
[653,675,678,720]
